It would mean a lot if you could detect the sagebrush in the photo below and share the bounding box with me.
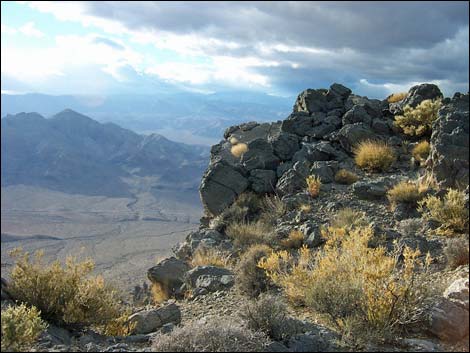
[235,244,272,297]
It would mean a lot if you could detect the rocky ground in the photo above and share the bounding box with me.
[2,83,469,352]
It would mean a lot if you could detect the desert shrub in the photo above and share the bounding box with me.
[395,99,442,136]
[417,171,438,194]
[387,92,407,103]
[231,143,249,158]
[444,236,470,269]
[306,175,321,198]
[260,194,287,225]
[213,192,264,229]
[411,141,430,163]
[330,208,367,229]
[258,245,315,305]
[281,229,305,249]
[152,317,269,352]
[8,249,121,328]
[190,247,232,268]
[226,220,273,251]
[235,244,272,297]
[299,203,312,213]
[260,227,435,343]
[239,294,298,341]
[354,140,396,172]
[444,237,470,269]
[229,137,239,145]
[418,189,469,236]
[387,180,423,209]
[1,303,47,352]
[335,169,359,185]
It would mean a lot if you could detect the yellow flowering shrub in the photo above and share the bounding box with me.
[1,303,47,352]
[259,226,433,342]
[395,99,442,136]
[8,249,121,328]
[418,188,469,236]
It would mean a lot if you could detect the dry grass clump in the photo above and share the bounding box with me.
[411,141,431,163]
[387,180,423,209]
[330,208,367,229]
[239,294,298,341]
[299,203,312,213]
[260,194,287,225]
[8,249,121,329]
[387,92,408,103]
[1,303,47,352]
[335,169,359,185]
[395,99,442,136]
[306,175,321,197]
[281,229,305,249]
[212,192,264,230]
[152,317,269,352]
[354,140,396,172]
[190,247,232,268]
[235,244,272,298]
[444,237,470,269]
[151,282,169,305]
[418,189,469,236]
[231,142,249,158]
[260,226,435,344]
[226,220,273,251]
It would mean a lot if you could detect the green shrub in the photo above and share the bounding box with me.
[8,249,121,328]
[354,140,396,172]
[395,99,442,136]
[1,303,47,352]
[235,244,272,297]
[418,189,469,236]
[152,317,269,352]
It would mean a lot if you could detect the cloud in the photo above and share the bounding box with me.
[19,21,45,38]
[1,24,17,35]
[10,1,470,96]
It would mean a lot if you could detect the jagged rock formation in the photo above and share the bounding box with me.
[427,92,469,188]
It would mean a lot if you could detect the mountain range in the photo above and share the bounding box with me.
[1,109,210,197]
[1,92,293,144]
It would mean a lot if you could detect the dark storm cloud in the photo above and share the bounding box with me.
[80,1,469,95]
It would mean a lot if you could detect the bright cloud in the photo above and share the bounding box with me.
[19,21,45,37]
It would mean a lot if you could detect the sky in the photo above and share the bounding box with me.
[1,1,469,98]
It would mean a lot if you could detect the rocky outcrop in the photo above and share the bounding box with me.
[198,83,402,217]
[389,83,443,115]
[147,257,189,298]
[428,93,469,188]
[128,303,181,334]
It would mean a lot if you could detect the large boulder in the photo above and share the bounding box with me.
[147,257,190,298]
[352,179,388,200]
[309,161,339,184]
[293,83,351,115]
[128,303,181,334]
[268,131,300,161]
[402,83,443,109]
[185,266,234,293]
[199,162,249,216]
[241,139,280,171]
[428,93,469,188]
[336,123,374,152]
[429,276,469,342]
[173,229,227,260]
[276,161,310,196]
[249,169,277,193]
